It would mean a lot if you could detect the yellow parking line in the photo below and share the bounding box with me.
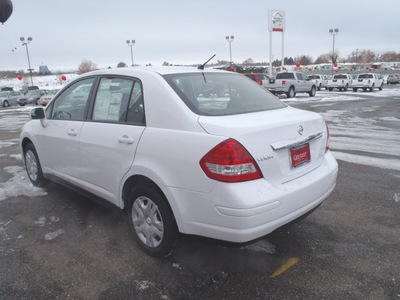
[270,257,299,278]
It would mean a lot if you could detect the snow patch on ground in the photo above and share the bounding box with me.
[0,166,47,201]
[44,229,65,241]
[240,239,276,254]
[332,151,400,171]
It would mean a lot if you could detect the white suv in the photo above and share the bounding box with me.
[20,67,338,256]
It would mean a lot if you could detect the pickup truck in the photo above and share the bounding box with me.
[308,74,327,90]
[262,72,317,98]
[350,73,383,92]
[325,74,352,91]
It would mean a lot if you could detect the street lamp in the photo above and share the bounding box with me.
[355,48,359,67]
[329,28,339,75]
[225,35,234,66]
[20,37,34,86]
[126,40,135,67]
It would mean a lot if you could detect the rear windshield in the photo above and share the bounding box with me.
[163,72,286,116]
[333,75,347,79]
[308,75,320,79]
[276,73,295,79]
[358,74,373,79]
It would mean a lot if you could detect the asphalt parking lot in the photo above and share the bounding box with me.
[1,86,399,299]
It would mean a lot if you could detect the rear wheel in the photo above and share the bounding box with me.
[353,88,358,92]
[343,84,348,91]
[318,84,322,91]
[286,86,296,98]
[3,100,9,107]
[24,143,46,186]
[127,185,178,257]
[379,84,383,91]
[328,87,333,91]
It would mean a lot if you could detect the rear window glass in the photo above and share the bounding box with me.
[333,75,347,79]
[358,74,373,79]
[163,72,286,116]
[276,73,295,79]
[309,75,320,79]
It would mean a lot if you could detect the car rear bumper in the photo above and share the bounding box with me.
[164,151,338,243]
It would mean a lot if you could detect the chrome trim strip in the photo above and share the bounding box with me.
[271,132,323,151]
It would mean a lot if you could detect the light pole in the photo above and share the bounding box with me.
[126,40,135,67]
[225,35,234,66]
[20,37,34,86]
[355,48,359,68]
[329,28,339,75]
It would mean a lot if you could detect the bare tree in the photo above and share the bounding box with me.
[380,51,398,62]
[294,55,313,66]
[162,61,170,66]
[242,58,255,66]
[78,59,97,74]
[117,62,127,68]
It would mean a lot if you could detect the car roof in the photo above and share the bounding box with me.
[85,66,228,77]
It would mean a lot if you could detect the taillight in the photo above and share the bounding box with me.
[200,139,262,182]
[282,80,286,85]
[368,79,370,84]
[342,80,344,84]
[325,122,330,153]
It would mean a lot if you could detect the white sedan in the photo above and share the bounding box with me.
[20,67,338,256]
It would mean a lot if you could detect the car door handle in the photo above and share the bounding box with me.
[118,135,134,144]
[68,129,78,136]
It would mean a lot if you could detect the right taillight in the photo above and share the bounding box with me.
[325,121,330,153]
[200,139,262,182]
[282,80,286,85]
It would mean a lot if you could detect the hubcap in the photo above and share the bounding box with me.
[132,196,164,248]
[25,150,38,181]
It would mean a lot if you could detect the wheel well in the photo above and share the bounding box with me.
[122,175,169,210]
[21,138,33,154]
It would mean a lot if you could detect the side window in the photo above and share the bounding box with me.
[126,81,145,125]
[245,75,256,81]
[92,78,134,122]
[51,78,94,121]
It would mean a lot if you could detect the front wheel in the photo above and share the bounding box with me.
[309,86,316,97]
[353,88,358,92]
[24,143,46,186]
[3,100,9,107]
[328,87,333,91]
[127,185,178,257]
[369,84,375,92]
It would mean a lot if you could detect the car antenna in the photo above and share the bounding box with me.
[198,54,216,70]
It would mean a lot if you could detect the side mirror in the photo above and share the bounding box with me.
[30,107,45,120]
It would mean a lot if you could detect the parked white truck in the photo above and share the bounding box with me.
[326,74,352,91]
[350,73,384,92]
[262,72,317,98]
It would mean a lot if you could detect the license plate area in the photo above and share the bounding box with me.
[290,144,310,168]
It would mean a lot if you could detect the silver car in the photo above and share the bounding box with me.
[0,91,23,107]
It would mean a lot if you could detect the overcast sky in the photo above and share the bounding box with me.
[1,0,400,72]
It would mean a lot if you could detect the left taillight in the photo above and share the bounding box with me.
[200,139,262,182]
[325,121,330,153]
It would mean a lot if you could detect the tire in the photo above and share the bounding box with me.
[344,84,348,91]
[379,84,383,91]
[308,85,316,97]
[24,143,46,187]
[353,88,358,92]
[363,88,367,92]
[328,87,333,91]
[286,86,296,98]
[318,84,322,91]
[369,84,375,92]
[127,185,178,257]
[3,100,9,107]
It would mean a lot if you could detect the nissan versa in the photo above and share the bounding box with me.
[20,67,338,256]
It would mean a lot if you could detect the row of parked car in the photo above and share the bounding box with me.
[0,85,59,108]
[245,72,399,98]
